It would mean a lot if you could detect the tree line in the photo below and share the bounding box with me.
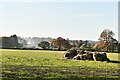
[0,29,120,52]
[0,34,21,48]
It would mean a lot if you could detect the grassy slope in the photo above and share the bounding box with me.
[1,49,120,80]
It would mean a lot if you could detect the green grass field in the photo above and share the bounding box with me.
[1,49,120,80]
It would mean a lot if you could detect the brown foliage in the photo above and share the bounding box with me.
[51,37,72,50]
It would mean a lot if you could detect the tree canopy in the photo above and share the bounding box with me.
[96,29,119,52]
[1,34,19,48]
[38,41,50,49]
[99,29,115,42]
[51,37,72,50]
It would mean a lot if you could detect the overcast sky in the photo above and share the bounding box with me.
[0,1,118,41]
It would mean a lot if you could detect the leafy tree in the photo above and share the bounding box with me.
[99,29,114,42]
[98,29,115,51]
[51,37,72,50]
[10,34,19,47]
[80,40,93,50]
[38,41,50,49]
[69,40,79,48]
[77,40,83,48]
[1,34,19,48]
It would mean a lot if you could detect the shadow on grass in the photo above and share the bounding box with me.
[108,60,120,64]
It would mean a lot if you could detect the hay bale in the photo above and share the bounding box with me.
[64,49,78,59]
[72,54,82,60]
[73,51,94,60]
[93,52,110,61]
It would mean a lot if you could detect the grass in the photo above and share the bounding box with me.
[1,49,120,80]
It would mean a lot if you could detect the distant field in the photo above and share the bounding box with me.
[1,49,120,80]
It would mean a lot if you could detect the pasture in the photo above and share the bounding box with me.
[1,49,120,80]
